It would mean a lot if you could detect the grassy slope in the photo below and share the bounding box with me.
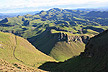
[28,30,59,55]
[0,32,55,70]
[39,30,108,72]
[50,41,85,61]
[28,30,85,61]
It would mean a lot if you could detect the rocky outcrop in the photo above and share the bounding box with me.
[58,33,68,42]
[46,27,90,44]
[52,32,90,44]
[67,36,83,43]
[57,33,90,44]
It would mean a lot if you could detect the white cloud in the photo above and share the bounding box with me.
[0,0,108,13]
[0,0,108,9]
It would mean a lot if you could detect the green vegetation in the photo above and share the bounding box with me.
[28,29,87,61]
[50,41,85,61]
[0,8,108,71]
[0,8,108,61]
[0,32,55,71]
[39,30,108,72]
[0,8,108,39]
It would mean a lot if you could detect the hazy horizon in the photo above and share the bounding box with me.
[0,0,108,13]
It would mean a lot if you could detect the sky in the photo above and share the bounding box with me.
[0,0,108,13]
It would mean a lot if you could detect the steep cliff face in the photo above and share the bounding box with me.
[28,28,90,61]
[57,32,90,44]
[68,35,83,43]
[47,28,90,45]
[58,33,68,42]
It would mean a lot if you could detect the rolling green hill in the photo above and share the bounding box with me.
[0,8,108,61]
[39,30,108,72]
[0,8,107,38]
[0,32,55,71]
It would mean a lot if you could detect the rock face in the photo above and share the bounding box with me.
[67,36,83,43]
[58,33,68,42]
[57,32,90,44]
[46,27,90,44]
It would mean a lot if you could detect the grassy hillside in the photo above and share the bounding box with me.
[49,41,85,61]
[0,8,108,62]
[28,29,87,61]
[0,8,108,71]
[0,32,55,71]
[39,30,108,72]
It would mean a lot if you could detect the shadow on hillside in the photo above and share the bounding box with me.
[38,61,63,71]
[27,29,60,55]
[38,56,77,71]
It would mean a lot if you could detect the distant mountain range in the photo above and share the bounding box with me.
[1,8,108,19]
[77,8,108,11]
[0,11,39,19]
